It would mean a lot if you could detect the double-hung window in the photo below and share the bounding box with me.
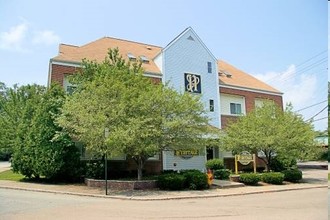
[209,99,214,112]
[207,62,212,73]
[230,103,242,115]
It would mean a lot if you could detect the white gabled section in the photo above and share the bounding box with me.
[163,27,217,61]
[161,27,221,128]
[153,52,163,76]
[162,150,206,172]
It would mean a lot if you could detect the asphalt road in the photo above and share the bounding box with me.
[0,188,327,220]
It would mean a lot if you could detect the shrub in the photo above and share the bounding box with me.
[269,156,297,172]
[157,173,185,190]
[213,169,231,180]
[205,159,224,170]
[181,170,208,190]
[85,160,104,179]
[281,169,302,183]
[261,172,284,185]
[239,173,261,186]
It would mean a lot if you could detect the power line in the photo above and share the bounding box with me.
[295,100,327,112]
[312,117,328,122]
[265,50,328,83]
[305,105,328,121]
[266,57,327,84]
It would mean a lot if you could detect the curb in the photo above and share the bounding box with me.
[0,184,327,201]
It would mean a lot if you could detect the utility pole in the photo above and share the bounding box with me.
[104,127,109,195]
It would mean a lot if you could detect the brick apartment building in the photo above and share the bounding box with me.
[48,27,283,174]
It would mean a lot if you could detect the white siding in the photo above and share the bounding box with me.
[153,53,162,72]
[220,94,246,115]
[162,28,221,128]
[162,149,206,171]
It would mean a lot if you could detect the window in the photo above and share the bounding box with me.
[230,103,242,115]
[209,99,214,112]
[140,55,149,63]
[207,62,212,73]
[66,86,77,95]
[127,53,136,61]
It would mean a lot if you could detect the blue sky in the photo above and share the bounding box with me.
[0,0,328,131]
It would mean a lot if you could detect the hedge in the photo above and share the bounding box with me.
[239,173,261,186]
[261,172,284,185]
[157,173,185,190]
[157,170,208,190]
[181,170,208,190]
[205,159,224,170]
[281,169,303,183]
[213,169,231,180]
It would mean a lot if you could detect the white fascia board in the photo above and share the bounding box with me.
[47,61,52,88]
[220,84,283,96]
[143,72,162,78]
[50,59,82,67]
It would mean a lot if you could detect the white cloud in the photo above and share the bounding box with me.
[32,30,60,45]
[254,65,317,110]
[0,22,29,52]
[0,20,60,52]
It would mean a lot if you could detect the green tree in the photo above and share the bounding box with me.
[220,102,316,171]
[0,84,46,160]
[0,83,81,180]
[58,48,214,180]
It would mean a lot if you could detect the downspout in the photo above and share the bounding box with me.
[47,59,53,88]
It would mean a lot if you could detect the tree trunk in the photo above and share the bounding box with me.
[137,161,143,181]
[259,151,271,172]
[134,156,146,181]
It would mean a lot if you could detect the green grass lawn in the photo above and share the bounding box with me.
[0,170,25,181]
[328,173,330,181]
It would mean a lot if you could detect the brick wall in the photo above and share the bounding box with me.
[220,87,283,129]
[51,64,80,86]
[85,179,157,190]
[50,63,161,86]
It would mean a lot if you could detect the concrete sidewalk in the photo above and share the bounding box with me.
[0,166,327,201]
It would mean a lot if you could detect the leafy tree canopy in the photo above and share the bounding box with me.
[220,102,317,171]
[58,48,216,180]
[0,83,81,180]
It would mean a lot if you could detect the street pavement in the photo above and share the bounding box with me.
[0,161,11,172]
[0,161,327,201]
[1,187,327,220]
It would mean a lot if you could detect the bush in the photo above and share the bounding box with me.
[261,172,284,185]
[85,160,104,179]
[0,148,12,161]
[181,170,208,190]
[213,169,231,180]
[269,156,297,172]
[157,173,185,190]
[239,173,261,186]
[205,159,224,170]
[282,169,302,183]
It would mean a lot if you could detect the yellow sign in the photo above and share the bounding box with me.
[234,151,256,174]
[237,151,253,165]
[174,149,199,159]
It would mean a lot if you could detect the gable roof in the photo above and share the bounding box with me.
[163,27,217,61]
[52,37,162,75]
[218,60,282,94]
[51,33,281,95]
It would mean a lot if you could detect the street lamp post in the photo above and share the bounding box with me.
[104,127,109,195]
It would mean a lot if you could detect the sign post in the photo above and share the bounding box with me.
[104,127,109,195]
[234,151,256,174]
